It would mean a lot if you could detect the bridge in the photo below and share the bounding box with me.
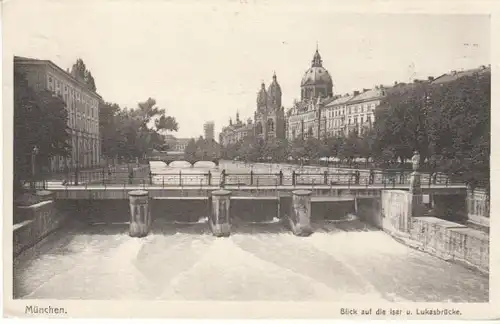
[14,168,487,303]
[37,168,466,199]
[146,151,219,165]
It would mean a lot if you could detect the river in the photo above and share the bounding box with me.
[14,218,488,301]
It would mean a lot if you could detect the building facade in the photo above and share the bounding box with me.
[254,73,286,141]
[219,113,253,146]
[343,87,384,136]
[174,138,191,152]
[14,56,102,172]
[323,94,353,137]
[286,49,335,141]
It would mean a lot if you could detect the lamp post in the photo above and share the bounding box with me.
[30,146,39,190]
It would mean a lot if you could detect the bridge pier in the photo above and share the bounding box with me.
[128,190,151,237]
[210,190,231,237]
[290,190,313,236]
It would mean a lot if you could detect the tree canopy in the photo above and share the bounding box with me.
[71,58,97,92]
[14,71,70,192]
[373,72,490,186]
[99,98,179,161]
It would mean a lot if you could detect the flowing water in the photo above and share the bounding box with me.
[14,161,485,300]
[13,218,488,301]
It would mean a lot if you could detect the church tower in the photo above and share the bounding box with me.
[254,73,286,142]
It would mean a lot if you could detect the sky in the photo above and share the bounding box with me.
[4,0,490,139]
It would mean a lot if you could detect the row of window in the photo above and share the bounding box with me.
[47,73,98,119]
[68,112,98,133]
[325,102,378,118]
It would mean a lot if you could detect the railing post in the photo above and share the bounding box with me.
[149,171,153,185]
[179,171,182,187]
[129,169,133,185]
[102,168,105,184]
[324,170,328,185]
[292,170,296,186]
[208,170,212,186]
[250,170,253,186]
[279,170,283,186]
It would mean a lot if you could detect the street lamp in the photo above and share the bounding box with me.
[31,145,39,190]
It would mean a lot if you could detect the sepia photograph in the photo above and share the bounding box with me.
[3,0,497,319]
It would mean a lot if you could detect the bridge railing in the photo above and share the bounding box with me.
[38,168,467,190]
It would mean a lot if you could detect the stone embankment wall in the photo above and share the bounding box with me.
[13,199,67,257]
[359,190,489,274]
[408,217,489,273]
[466,188,490,230]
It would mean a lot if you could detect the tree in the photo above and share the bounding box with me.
[373,71,490,187]
[262,138,289,162]
[99,98,179,161]
[71,58,97,92]
[14,71,70,194]
[426,72,490,186]
[184,138,197,164]
[290,138,307,162]
[99,101,121,160]
[373,82,429,164]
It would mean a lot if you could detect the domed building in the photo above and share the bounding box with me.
[286,47,336,141]
[300,49,334,100]
[254,72,286,141]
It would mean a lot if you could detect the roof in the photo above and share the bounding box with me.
[349,88,384,103]
[325,94,353,107]
[431,66,490,84]
[301,66,333,87]
[14,56,102,99]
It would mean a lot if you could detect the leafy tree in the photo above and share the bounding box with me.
[290,138,307,162]
[71,58,97,92]
[14,71,70,194]
[262,138,289,162]
[99,101,121,160]
[99,98,179,161]
[373,71,490,187]
[184,138,197,164]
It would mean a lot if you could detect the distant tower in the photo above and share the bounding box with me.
[204,121,215,141]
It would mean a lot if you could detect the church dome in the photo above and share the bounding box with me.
[301,66,333,87]
[300,49,333,87]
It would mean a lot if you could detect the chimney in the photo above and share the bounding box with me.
[427,76,435,81]
[353,90,360,96]
[363,88,369,92]
[394,81,398,86]
[451,70,457,75]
